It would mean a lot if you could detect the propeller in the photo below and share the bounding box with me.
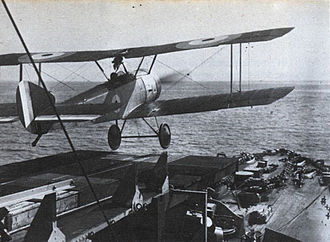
[158,72,185,84]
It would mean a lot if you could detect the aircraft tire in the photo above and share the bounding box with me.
[158,123,171,149]
[134,203,143,212]
[108,124,121,150]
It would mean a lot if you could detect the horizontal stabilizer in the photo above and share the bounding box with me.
[34,114,101,122]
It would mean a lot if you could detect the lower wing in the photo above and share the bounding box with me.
[0,103,18,123]
[124,86,294,119]
[0,87,293,125]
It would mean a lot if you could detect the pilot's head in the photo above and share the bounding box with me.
[110,72,118,80]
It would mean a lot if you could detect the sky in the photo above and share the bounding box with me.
[0,0,329,84]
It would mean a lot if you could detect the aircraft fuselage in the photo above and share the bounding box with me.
[102,71,161,119]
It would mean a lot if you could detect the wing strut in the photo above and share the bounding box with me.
[239,43,242,92]
[19,63,22,82]
[38,63,41,85]
[229,43,243,93]
[134,56,145,77]
[95,60,110,81]
[148,55,157,74]
[230,44,233,94]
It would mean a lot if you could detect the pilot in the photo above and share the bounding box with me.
[106,72,118,89]
[110,72,118,81]
[108,71,130,89]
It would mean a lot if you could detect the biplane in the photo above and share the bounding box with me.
[0,27,294,150]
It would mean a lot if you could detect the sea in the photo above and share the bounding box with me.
[0,79,329,165]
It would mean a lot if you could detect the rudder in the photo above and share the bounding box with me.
[16,81,55,134]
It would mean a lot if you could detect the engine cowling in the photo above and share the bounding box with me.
[140,72,161,103]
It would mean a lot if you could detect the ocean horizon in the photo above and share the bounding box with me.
[0,79,329,165]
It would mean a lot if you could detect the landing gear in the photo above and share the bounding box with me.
[107,125,121,150]
[107,118,171,150]
[158,123,171,149]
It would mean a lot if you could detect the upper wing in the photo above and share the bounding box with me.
[122,87,294,120]
[0,27,293,66]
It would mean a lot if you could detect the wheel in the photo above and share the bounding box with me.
[158,123,171,149]
[108,125,121,150]
[134,202,143,212]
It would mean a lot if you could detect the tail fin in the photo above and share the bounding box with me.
[146,152,169,193]
[112,164,144,211]
[16,81,55,134]
[24,193,65,242]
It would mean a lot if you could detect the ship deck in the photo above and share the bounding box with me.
[1,150,329,241]
[222,153,330,242]
[0,150,237,241]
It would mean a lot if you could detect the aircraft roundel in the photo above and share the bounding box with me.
[112,94,121,104]
[18,52,75,63]
[111,94,121,113]
[176,35,232,50]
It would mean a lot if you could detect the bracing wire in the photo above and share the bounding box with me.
[1,1,115,240]
[56,62,96,84]
[156,59,211,90]
[41,70,76,91]
[50,62,89,91]
[183,46,226,78]
[157,46,226,94]
[27,64,76,91]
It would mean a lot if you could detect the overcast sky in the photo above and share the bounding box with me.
[0,0,329,83]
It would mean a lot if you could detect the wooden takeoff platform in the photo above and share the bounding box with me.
[0,151,237,241]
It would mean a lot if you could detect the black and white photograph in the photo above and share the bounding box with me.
[0,0,329,241]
